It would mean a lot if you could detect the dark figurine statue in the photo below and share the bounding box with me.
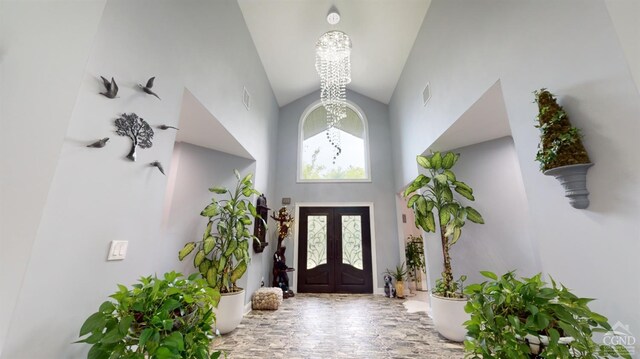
[273,246,294,298]
[115,113,154,161]
[87,137,109,148]
[138,76,161,100]
[150,161,165,175]
[99,76,118,99]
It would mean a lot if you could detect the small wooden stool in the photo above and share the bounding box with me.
[251,287,283,310]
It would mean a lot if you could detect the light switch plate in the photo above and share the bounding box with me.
[107,240,128,261]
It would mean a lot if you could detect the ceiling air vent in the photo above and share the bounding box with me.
[242,87,251,110]
[423,82,431,106]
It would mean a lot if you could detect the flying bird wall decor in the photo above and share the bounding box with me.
[138,77,161,100]
[87,137,110,148]
[115,113,154,161]
[99,76,118,98]
[150,161,165,175]
[158,124,178,130]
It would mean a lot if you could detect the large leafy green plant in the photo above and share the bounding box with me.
[77,271,221,359]
[179,170,262,293]
[464,271,631,359]
[404,151,484,298]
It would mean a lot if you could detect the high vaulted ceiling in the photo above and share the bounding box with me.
[238,0,431,107]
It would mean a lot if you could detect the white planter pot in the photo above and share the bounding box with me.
[213,289,245,334]
[430,293,469,342]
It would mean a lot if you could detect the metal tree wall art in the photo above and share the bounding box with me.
[115,113,154,161]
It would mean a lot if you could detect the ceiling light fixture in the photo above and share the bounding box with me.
[315,29,351,163]
[327,10,340,25]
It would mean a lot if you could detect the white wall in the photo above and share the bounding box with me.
[390,0,640,351]
[0,1,107,353]
[275,90,398,292]
[0,1,279,358]
[605,0,640,94]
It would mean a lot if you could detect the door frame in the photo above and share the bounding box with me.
[292,202,378,294]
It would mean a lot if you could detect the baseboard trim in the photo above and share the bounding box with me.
[243,301,252,315]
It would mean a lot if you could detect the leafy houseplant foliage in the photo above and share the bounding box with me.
[179,170,263,294]
[405,235,426,282]
[534,89,590,171]
[464,271,631,359]
[404,152,484,298]
[77,272,222,359]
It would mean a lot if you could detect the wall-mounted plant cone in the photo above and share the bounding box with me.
[544,163,593,209]
[534,89,590,171]
[534,89,592,209]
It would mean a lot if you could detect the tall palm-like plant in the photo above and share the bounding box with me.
[404,152,484,298]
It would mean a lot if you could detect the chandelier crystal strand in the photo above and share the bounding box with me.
[316,30,351,163]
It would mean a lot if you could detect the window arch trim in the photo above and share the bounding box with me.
[297,99,372,183]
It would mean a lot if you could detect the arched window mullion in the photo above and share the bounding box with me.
[297,100,371,183]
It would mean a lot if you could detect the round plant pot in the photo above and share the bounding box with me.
[213,289,245,334]
[544,163,593,209]
[395,281,405,298]
[430,292,469,342]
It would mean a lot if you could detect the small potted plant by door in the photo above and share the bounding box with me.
[534,89,593,209]
[405,234,426,294]
[179,170,263,334]
[385,263,409,298]
[77,271,222,359]
[464,271,631,358]
[404,151,484,342]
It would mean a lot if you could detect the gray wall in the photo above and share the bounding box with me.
[390,0,640,350]
[275,90,398,293]
[159,143,257,294]
[422,137,539,288]
[0,1,279,357]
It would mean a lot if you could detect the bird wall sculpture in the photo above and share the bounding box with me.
[138,77,161,100]
[150,161,165,175]
[87,137,109,148]
[99,76,118,99]
[158,125,178,130]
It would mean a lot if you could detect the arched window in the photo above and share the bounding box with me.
[298,101,370,182]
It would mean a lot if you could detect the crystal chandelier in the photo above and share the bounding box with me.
[315,30,352,162]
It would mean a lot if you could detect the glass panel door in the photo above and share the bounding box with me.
[298,207,372,294]
[341,215,363,270]
[306,215,328,269]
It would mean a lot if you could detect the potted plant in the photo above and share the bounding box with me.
[404,151,484,341]
[405,234,426,293]
[77,271,222,359]
[178,170,263,334]
[464,271,631,358]
[534,88,593,209]
[385,263,409,298]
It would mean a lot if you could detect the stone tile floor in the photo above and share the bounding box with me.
[213,293,464,358]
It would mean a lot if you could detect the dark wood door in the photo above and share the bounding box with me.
[298,207,373,293]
